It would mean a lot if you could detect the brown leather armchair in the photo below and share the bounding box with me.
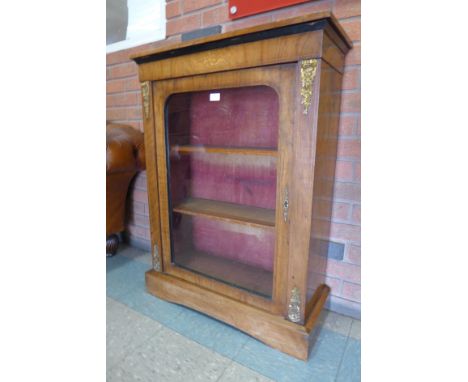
[106,123,145,255]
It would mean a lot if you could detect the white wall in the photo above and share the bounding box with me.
[106,0,165,53]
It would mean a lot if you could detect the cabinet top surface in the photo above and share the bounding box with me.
[130,11,352,64]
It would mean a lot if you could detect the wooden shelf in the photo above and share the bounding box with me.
[170,145,277,157]
[172,197,275,229]
[175,249,273,298]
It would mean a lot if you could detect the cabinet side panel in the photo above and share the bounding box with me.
[285,60,322,324]
[306,61,343,307]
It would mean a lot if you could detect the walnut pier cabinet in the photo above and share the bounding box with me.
[132,12,352,360]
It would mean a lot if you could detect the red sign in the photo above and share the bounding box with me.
[228,0,311,19]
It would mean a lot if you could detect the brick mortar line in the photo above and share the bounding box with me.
[349,40,361,47]
[128,212,149,218]
[327,223,361,232]
[330,215,361,227]
[125,232,150,240]
[330,217,360,225]
[106,76,137,82]
[309,216,355,224]
[339,112,361,116]
[169,2,225,21]
[335,179,361,185]
[127,216,150,224]
[106,61,136,69]
[344,164,359,175]
[336,15,361,23]
[127,220,150,228]
[313,263,361,276]
[107,89,141,96]
[187,2,227,19]
[133,186,149,192]
[106,73,139,81]
[336,157,361,163]
[129,211,150,218]
[345,200,353,221]
[316,274,344,282]
[309,242,361,256]
[314,196,361,203]
[342,280,360,287]
[312,214,358,224]
[328,273,361,288]
[336,182,361,189]
[341,260,360,267]
[341,256,361,267]
[336,159,361,165]
[329,294,361,305]
[332,199,361,206]
[340,89,360,94]
[344,64,361,70]
[337,143,361,149]
[106,89,141,96]
[314,196,354,203]
[311,199,356,206]
[332,219,361,227]
[107,90,127,95]
[314,216,361,228]
[337,278,344,296]
[316,274,360,289]
[331,238,360,246]
[337,136,361,141]
[328,185,361,191]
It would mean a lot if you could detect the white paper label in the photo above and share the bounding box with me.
[209,92,221,101]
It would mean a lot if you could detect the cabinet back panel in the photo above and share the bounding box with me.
[167,86,279,148]
[172,215,274,297]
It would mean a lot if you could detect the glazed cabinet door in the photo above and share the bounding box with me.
[152,64,296,314]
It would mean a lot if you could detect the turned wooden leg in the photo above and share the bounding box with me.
[106,234,119,257]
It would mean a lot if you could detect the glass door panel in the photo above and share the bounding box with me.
[165,85,279,298]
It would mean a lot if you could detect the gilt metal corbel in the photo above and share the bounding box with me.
[300,59,318,115]
[287,287,301,323]
[153,244,161,272]
[141,81,150,119]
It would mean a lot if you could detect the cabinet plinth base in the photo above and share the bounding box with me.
[145,270,330,360]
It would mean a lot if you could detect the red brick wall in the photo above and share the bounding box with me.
[106,0,361,317]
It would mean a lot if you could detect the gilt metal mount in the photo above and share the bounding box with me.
[153,243,161,272]
[141,81,150,119]
[287,287,301,323]
[300,59,318,115]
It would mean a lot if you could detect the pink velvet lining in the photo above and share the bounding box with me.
[167,86,278,274]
